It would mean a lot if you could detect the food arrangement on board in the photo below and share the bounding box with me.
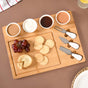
[2,10,86,79]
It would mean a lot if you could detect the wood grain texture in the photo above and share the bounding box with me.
[2,11,86,79]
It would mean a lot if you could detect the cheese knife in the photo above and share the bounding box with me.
[54,26,76,39]
[59,37,79,49]
[59,46,82,61]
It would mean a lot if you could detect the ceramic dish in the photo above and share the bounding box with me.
[72,67,88,88]
[23,19,37,33]
[39,14,54,29]
[56,10,70,25]
[6,22,21,37]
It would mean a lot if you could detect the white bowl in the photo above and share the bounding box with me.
[6,22,21,37]
[23,19,37,33]
[39,14,54,29]
[56,11,70,25]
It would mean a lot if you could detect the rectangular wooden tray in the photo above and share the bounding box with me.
[2,11,86,79]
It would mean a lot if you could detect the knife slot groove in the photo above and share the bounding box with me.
[64,33,68,37]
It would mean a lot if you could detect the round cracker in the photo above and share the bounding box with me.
[34,53,44,63]
[35,36,44,44]
[34,44,43,50]
[40,56,48,65]
[45,39,54,48]
[40,45,49,54]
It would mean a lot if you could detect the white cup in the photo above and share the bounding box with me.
[56,11,70,25]
[23,19,37,33]
[39,14,54,29]
[6,22,21,37]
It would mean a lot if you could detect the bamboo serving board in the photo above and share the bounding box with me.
[2,11,86,79]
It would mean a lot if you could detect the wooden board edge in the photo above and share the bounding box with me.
[14,59,86,79]
[71,12,86,62]
[2,27,17,79]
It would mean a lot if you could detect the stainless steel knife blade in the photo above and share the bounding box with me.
[59,37,69,44]
[59,46,83,61]
[54,26,77,39]
[59,46,72,55]
[59,37,80,49]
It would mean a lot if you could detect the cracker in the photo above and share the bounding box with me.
[34,53,44,63]
[40,45,49,54]
[40,56,48,65]
[34,44,43,50]
[35,36,44,44]
[45,39,54,48]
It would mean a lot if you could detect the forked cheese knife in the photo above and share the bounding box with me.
[59,46,82,61]
[59,37,79,49]
[54,26,77,39]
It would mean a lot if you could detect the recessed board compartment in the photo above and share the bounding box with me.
[9,32,60,75]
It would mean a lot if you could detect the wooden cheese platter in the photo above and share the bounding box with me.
[2,11,86,79]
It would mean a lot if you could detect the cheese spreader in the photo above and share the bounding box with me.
[59,46,82,61]
[59,37,79,49]
[54,26,77,39]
